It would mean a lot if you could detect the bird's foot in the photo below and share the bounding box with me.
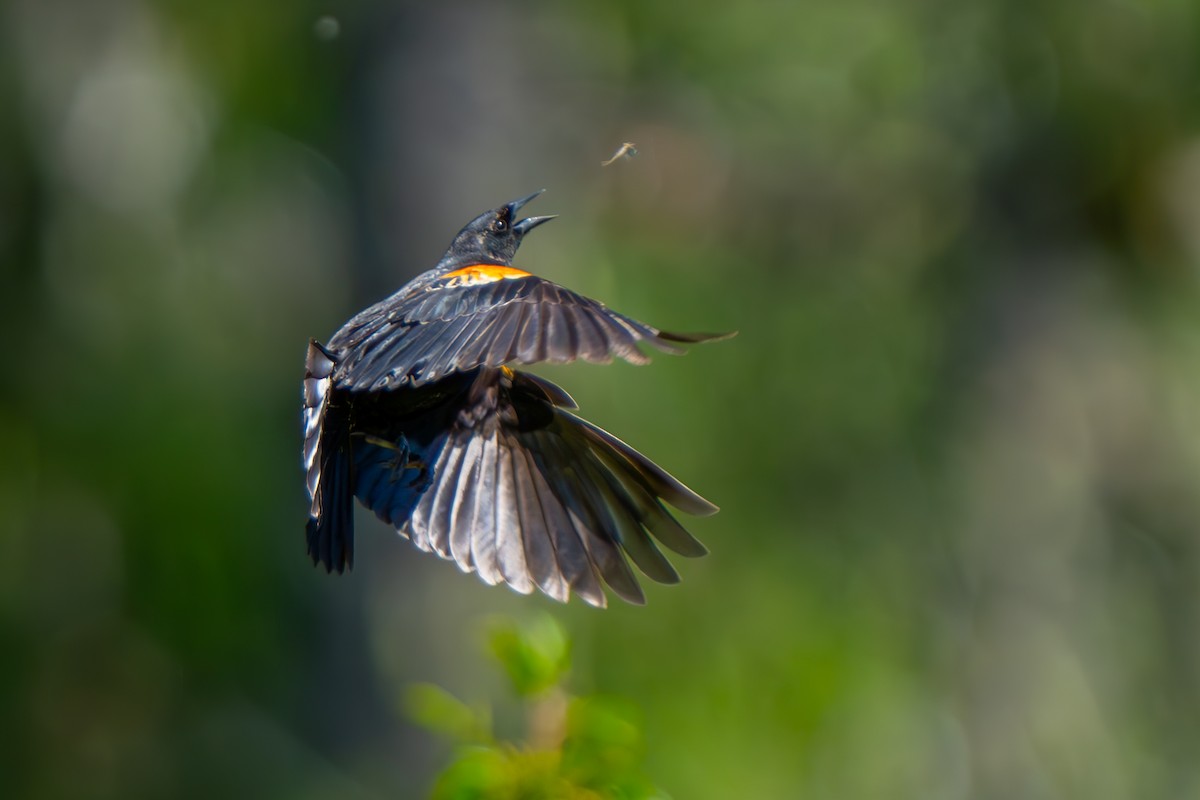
[408,462,433,492]
[361,433,429,488]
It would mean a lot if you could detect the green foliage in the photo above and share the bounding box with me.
[486,615,571,699]
[405,683,491,745]
[406,616,665,800]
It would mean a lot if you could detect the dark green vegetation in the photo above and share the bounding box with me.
[2,1,1199,797]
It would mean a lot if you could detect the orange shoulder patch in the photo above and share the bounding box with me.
[440,264,532,287]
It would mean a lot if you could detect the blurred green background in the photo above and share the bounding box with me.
[3,0,1199,797]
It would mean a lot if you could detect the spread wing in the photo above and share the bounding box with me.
[328,266,728,391]
[354,368,714,607]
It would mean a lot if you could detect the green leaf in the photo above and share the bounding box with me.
[404,682,490,744]
[429,746,512,800]
[561,696,647,790]
[487,614,571,698]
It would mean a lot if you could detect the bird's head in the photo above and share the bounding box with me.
[444,190,556,266]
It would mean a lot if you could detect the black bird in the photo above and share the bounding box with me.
[303,191,730,607]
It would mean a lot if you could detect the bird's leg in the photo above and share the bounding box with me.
[407,459,433,493]
[359,433,430,489]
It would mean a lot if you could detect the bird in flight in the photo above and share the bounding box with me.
[303,191,730,607]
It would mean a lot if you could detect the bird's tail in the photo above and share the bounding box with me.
[303,339,355,572]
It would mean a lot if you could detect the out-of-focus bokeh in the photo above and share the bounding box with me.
[2,0,1199,797]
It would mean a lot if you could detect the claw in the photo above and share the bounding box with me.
[358,433,428,484]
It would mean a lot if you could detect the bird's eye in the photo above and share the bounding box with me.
[490,217,509,234]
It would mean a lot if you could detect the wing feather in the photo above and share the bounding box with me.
[591,443,709,558]
[577,453,680,584]
[333,367,713,607]
[524,428,606,607]
[424,438,465,556]
[570,413,719,519]
[494,437,533,594]
[543,301,575,363]
[566,304,610,363]
[469,429,501,585]
[418,312,495,385]
[540,432,645,604]
[512,444,569,602]
[517,300,546,363]
[452,310,509,371]
[591,313,650,365]
[328,274,731,390]
[449,433,484,570]
[412,435,468,559]
[353,323,431,389]
[484,301,528,365]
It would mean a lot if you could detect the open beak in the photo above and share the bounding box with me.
[505,189,545,217]
[513,214,556,236]
[507,190,555,236]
